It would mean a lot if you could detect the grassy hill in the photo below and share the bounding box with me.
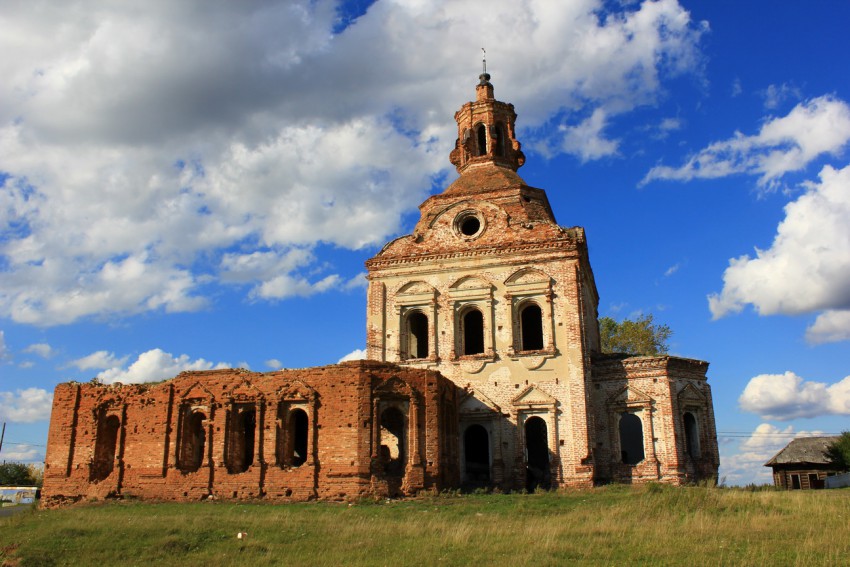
[2,485,848,566]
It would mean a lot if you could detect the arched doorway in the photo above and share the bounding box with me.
[619,412,645,465]
[463,424,490,485]
[525,416,551,491]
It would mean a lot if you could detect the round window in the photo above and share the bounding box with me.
[455,211,484,238]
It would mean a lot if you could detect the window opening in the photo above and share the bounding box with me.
[476,124,487,156]
[180,411,206,472]
[520,303,544,351]
[791,474,801,489]
[379,406,406,476]
[462,308,485,355]
[619,412,645,465]
[459,215,481,236]
[407,312,429,359]
[290,409,308,467]
[227,405,256,473]
[808,473,823,489]
[464,424,490,483]
[525,416,551,491]
[91,414,120,481]
[494,123,505,156]
[683,412,701,458]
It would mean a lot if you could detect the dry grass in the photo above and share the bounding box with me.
[2,485,849,566]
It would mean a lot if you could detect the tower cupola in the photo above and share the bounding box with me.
[449,73,525,173]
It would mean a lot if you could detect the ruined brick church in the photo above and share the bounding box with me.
[42,73,719,505]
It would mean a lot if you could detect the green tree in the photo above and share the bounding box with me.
[826,431,850,470]
[0,462,39,486]
[599,314,672,356]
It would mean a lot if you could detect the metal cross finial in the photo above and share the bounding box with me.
[482,48,487,74]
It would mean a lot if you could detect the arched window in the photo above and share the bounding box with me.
[464,424,490,483]
[520,302,544,351]
[619,412,645,465]
[684,412,701,458]
[406,311,429,359]
[476,124,487,156]
[525,416,550,491]
[289,409,309,467]
[462,308,485,355]
[92,414,120,481]
[493,123,505,156]
[379,406,406,476]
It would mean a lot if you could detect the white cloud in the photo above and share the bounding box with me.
[558,108,620,161]
[338,348,367,363]
[664,263,680,277]
[96,348,231,385]
[719,423,797,486]
[708,165,850,341]
[739,371,850,420]
[69,350,129,371]
[0,331,9,361]
[0,0,705,326]
[0,444,43,463]
[642,96,850,189]
[265,358,283,370]
[762,82,802,110]
[23,342,53,358]
[806,310,850,344]
[0,387,54,423]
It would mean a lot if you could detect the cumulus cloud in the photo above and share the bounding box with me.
[0,0,705,326]
[806,310,850,344]
[708,165,850,341]
[642,96,850,189]
[69,350,129,371]
[338,348,367,363]
[0,387,54,423]
[265,358,283,370]
[23,343,53,358]
[558,109,620,161]
[0,444,43,463]
[739,371,850,420]
[95,348,231,385]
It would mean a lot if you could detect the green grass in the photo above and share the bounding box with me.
[2,485,849,566]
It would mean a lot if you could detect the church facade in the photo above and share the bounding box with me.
[365,72,718,490]
[42,73,718,505]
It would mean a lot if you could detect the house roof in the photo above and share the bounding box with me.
[764,436,839,467]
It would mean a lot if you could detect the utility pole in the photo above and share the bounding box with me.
[0,422,5,455]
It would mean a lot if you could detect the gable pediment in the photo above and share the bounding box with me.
[678,383,706,402]
[607,385,653,407]
[512,385,557,407]
[228,379,263,402]
[275,379,316,401]
[459,389,501,415]
[179,381,216,402]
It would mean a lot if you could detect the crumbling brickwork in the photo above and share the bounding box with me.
[42,72,719,505]
[42,361,459,505]
[365,73,719,489]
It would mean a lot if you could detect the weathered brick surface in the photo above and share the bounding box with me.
[365,75,719,489]
[42,361,459,506]
[43,74,719,504]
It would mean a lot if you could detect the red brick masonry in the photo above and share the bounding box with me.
[42,360,459,506]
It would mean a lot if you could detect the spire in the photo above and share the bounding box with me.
[449,66,525,174]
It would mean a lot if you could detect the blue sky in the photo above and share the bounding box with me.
[1,0,848,485]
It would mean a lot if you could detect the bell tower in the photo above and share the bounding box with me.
[449,72,525,174]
